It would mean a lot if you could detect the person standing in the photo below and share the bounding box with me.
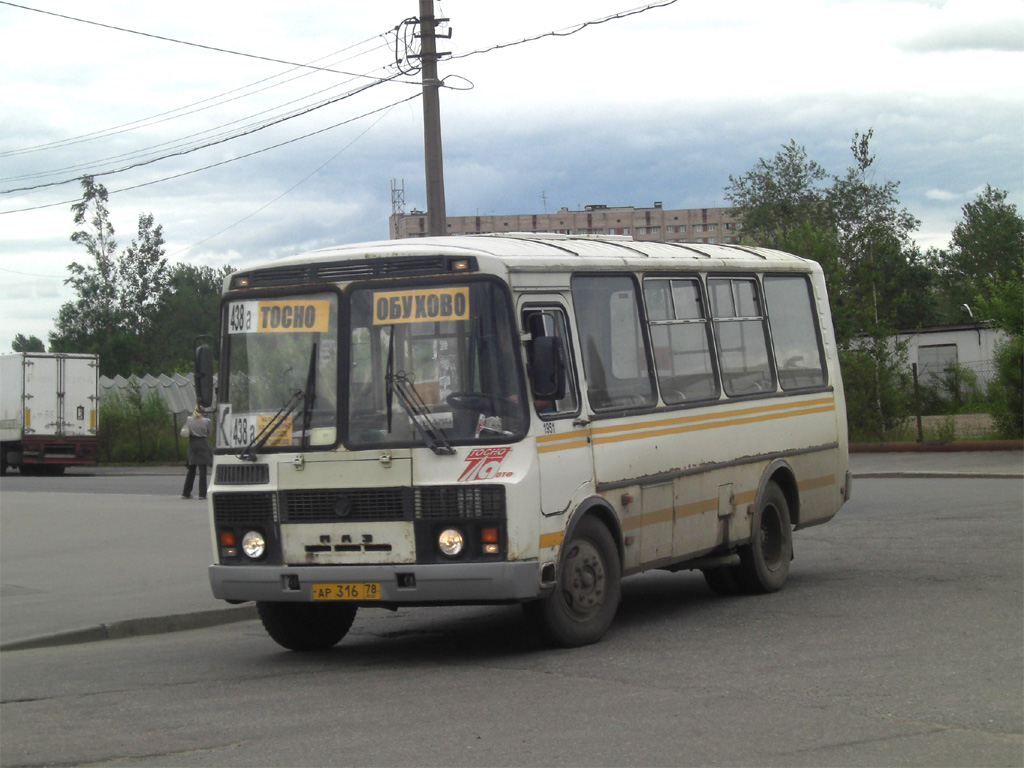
[181,405,213,500]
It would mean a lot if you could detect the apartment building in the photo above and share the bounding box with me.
[389,202,742,244]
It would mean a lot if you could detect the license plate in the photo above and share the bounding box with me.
[311,582,381,601]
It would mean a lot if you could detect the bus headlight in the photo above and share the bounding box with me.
[438,528,464,557]
[242,530,266,559]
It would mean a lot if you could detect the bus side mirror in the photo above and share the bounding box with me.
[530,336,566,400]
[195,344,214,408]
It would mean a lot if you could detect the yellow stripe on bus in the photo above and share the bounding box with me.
[536,427,592,454]
[590,397,834,437]
[533,398,835,455]
[539,531,564,549]
[677,497,717,519]
[537,438,590,453]
[622,497,724,532]
[592,403,835,447]
[799,474,836,491]
[540,476,835,547]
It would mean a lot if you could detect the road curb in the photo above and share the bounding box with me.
[851,441,1023,452]
[0,604,257,653]
[852,471,1022,479]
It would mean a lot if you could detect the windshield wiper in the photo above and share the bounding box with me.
[238,388,303,461]
[238,346,319,462]
[383,326,453,456]
[386,371,455,456]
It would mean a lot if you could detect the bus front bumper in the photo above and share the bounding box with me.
[209,561,544,605]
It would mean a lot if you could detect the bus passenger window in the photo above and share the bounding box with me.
[643,277,719,404]
[572,275,655,410]
[709,277,775,397]
[764,275,827,390]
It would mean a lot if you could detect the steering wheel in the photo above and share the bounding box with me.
[446,392,514,412]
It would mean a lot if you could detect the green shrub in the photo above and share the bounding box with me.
[98,380,187,463]
[840,342,913,442]
[990,335,1024,439]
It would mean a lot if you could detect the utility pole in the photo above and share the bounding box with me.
[419,0,447,236]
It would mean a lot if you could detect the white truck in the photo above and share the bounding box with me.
[0,353,100,475]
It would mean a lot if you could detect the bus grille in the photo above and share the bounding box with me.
[265,485,506,524]
[281,488,407,523]
[213,492,276,525]
[215,464,270,485]
[415,486,505,520]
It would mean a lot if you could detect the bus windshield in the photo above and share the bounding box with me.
[219,292,339,451]
[347,280,527,449]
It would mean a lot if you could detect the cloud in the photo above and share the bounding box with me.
[2,0,1022,355]
[900,18,1024,52]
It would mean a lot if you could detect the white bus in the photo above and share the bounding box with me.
[199,233,850,650]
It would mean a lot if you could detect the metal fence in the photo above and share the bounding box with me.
[910,358,999,441]
[99,373,199,419]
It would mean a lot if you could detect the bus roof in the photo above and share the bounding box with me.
[230,233,819,287]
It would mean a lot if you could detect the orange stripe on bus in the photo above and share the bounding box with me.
[539,532,564,549]
[590,397,834,437]
[798,474,836,491]
[592,405,835,446]
[537,439,590,454]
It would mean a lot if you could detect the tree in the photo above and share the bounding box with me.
[11,333,45,352]
[725,140,851,338]
[940,186,1024,438]
[944,185,1024,317]
[828,130,927,436]
[726,130,940,440]
[724,139,830,249]
[49,176,219,377]
[146,263,231,374]
[50,176,122,366]
[119,212,169,337]
[828,130,923,332]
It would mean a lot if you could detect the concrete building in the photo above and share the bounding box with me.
[390,202,742,244]
[890,323,1006,389]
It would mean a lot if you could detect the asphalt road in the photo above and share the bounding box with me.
[1,473,1021,767]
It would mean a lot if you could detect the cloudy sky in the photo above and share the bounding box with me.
[2,0,1022,355]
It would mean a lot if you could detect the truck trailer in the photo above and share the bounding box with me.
[0,353,100,475]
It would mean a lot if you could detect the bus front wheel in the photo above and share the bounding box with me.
[256,601,357,651]
[738,482,793,593]
[526,516,621,647]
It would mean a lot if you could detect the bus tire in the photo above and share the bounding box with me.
[527,516,621,648]
[256,601,357,651]
[738,482,792,593]
[702,565,744,595]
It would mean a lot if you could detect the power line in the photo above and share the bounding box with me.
[0,92,422,215]
[1,75,407,194]
[0,1,387,77]
[449,0,680,60]
[1,1,682,211]
[173,101,407,256]
[2,63,409,185]
[0,35,395,159]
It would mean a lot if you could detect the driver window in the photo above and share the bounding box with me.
[523,307,579,418]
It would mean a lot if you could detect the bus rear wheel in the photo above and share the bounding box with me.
[738,482,792,593]
[526,516,621,648]
[256,601,357,651]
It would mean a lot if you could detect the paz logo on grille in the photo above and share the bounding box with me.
[458,447,512,482]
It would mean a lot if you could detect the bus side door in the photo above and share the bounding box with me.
[520,300,594,517]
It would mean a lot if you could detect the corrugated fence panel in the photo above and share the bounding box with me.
[99,374,216,418]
